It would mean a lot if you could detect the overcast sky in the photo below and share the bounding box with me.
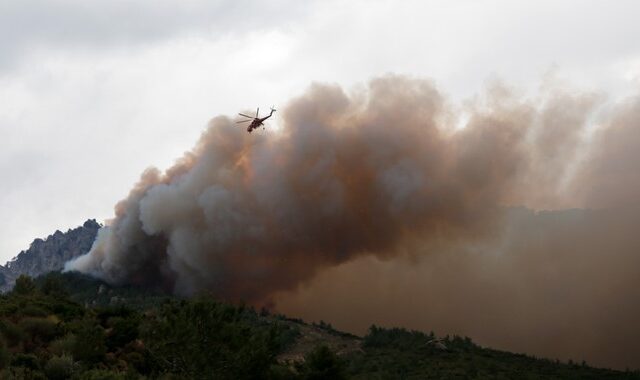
[2,0,640,263]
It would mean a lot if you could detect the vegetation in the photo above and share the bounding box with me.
[346,326,640,379]
[0,272,635,379]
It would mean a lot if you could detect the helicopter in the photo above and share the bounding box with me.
[236,107,276,133]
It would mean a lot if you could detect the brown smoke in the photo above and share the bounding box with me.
[66,76,521,300]
[66,76,640,368]
[274,207,640,370]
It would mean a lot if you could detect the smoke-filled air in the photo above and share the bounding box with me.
[66,76,640,368]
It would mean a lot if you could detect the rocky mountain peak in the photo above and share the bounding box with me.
[0,219,101,291]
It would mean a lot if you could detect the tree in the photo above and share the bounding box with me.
[142,299,277,379]
[105,316,139,351]
[0,336,10,370]
[13,275,36,295]
[40,273,69,298]
[72,321,106,365]
[298,346,346,380]
[45,354,75,380]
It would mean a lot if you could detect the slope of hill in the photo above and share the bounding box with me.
[0,220,100,292]
[0,271,630,379]
[2,223,640,378]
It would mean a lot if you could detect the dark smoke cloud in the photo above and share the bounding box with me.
[66,75,640,368]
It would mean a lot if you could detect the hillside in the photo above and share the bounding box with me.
[0,220,100,292]
[0,271,633,379]
[1,222,639,378]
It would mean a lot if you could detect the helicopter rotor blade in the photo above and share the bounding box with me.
[236,120,251,123]
[256,107,259,118]
[238,113,254,118]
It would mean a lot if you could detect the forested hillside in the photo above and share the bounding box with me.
[0,272,636,379]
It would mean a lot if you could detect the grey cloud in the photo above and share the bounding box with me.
[0,0,309,69]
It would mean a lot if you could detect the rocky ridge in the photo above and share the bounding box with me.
[0,219,100,291]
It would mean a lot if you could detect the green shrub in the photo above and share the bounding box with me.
[48,299,85,320]
[0,301,19,316]
[13,275,36,296]
[11,353,40,370]
[142,299,278,379]
[298,345,346,380]
[72,321,106,365]
[268,364,298,380]
[45,354,75,380]
[20,305,48,318]
[49,334,76,356]
[78,369,125,380]
[0,319,24,347]
[19,317,59,342]
[40,274,69,298]
[123,351,149,374]
[106,316,139,351]
[0,336,10,369]
[1,367,47,380]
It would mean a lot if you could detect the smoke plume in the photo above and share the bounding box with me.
[67,76,526,300]
[66,75,640,368]
[274,207,640,369]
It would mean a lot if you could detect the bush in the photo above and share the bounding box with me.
[1,367,47,380]
[19,317,59,342]
[11,353,40,370]
[0,336,10,369]
[298,345,346,380]
[72,321,106,365]
[45,354,75,380]
[78,369,125,380]
[40,274,69,298]
[363,325,430,350]
[123,351,149,374]
[20,305,48,318]
[0,319,24,347]
[48,299,86,320]
[106,316,139,351]
[49,334,76,356]
[142,299,278,379]
[268,364,298,380]
[13,275,36,295]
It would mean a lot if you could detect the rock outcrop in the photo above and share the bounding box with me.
[0,219,100,292]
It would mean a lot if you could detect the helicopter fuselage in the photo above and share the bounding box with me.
[238,108,276,133]
[247,120,263,132]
